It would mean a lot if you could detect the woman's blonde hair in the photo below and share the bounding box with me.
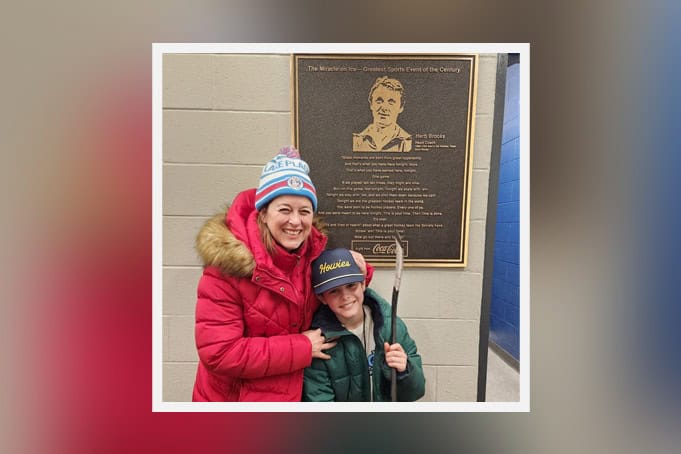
[257,208,277,254]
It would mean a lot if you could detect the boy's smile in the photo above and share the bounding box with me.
[319,281,366,329]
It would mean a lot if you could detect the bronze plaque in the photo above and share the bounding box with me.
[293,54,478,267]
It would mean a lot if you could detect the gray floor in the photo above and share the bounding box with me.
[485,347,520,402]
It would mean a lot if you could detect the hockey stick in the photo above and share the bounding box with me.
[390,235,404,402]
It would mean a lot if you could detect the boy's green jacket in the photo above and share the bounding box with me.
[303,287,426,402]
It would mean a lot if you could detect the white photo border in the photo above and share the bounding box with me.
[152,42,530,412]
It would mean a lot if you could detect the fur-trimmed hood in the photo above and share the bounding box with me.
[195,189,326,278]
[195,211,256,278]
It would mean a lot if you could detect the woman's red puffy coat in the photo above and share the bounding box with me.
[192,189,327,401]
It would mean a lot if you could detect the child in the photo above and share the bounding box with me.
[303,248,425,402]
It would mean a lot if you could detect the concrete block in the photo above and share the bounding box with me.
[470,169,490,221]
[164,110,292,164]
[163,316,170,361]
[419,365,437,402]
[472,114,493,170]
[362,268,394,303]
[436,366,478,401]
[368,269,439,319]
[406,319,479,365]
[366,268,481,320]
[465,220,486,273]
[213,54,291,111]
[163,267,203,316]
[436,272,482,320]
[166,315,198,362]
[163,54,212,109]
[475,54,499,116]
[163,164,262,216]
[163,362,197,402]
[163,216,208,266]
[398,270,448,319]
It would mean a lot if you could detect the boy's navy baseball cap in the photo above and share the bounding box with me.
[312,248,365,294]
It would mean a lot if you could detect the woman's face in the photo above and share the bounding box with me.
[261,195,314,251]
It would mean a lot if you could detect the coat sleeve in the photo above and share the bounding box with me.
[302,359,335,401]
[379,316,426,402]
[195,271,312,379]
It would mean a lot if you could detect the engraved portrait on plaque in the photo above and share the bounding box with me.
[353,76,412,152]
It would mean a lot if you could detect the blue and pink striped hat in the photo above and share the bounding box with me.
[254,146,318,212]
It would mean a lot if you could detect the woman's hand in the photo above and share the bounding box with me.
[384,342,408,373]
[349,250,367,278]
[303,328,337,360]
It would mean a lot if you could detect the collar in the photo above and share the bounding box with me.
[271,239,308,272]
[312,290,385,336]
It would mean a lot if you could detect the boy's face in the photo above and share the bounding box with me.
[319,281,366,326]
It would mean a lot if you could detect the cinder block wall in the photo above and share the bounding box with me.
[162,53,500,402]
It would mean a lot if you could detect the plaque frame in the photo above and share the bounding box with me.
[292,53,478,267]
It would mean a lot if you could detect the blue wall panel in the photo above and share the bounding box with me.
[489,61,521,361]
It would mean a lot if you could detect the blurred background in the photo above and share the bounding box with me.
[2,0,680,453]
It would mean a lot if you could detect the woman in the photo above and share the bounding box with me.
[192,146,370,401]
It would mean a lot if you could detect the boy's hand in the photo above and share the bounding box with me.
[384,342,407,372]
